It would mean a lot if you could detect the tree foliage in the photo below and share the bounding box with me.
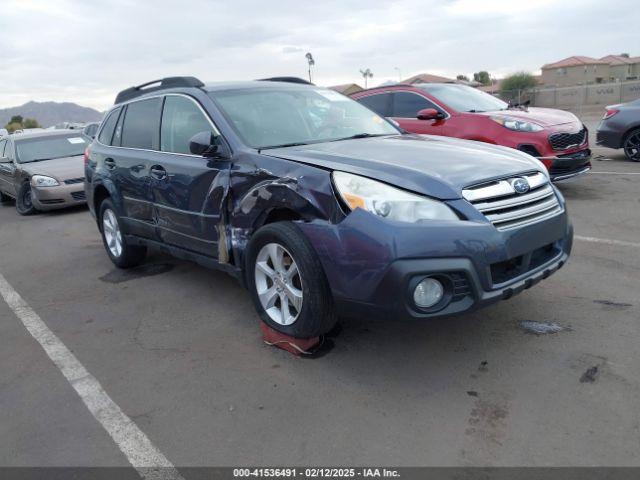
[3,116,42,133]
[500,72,538,95]
[473,71,491,85]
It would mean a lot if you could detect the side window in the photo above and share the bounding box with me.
[392,92,440,118]
[121,98,162,150]
[160,96,214,154]
[358,93,391,117]
[97,108,121,145]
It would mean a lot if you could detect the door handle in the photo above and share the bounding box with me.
[104,158,116,170]
[150,165,167,180]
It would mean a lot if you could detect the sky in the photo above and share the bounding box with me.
[0,0,638,111]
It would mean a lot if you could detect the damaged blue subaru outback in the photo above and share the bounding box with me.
[85,77,573,338]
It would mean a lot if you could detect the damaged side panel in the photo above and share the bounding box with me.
[221,153,343,270]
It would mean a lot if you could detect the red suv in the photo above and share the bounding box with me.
[351,83,591,181]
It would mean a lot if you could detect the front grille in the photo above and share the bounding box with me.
[462,172,563,231]
[39,199,64,205]
[64,177,85,185]
[490,243,559,286]
[549,128,587,151]
[71,191,86,200]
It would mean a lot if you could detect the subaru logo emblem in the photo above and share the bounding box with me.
[511,178,530,194]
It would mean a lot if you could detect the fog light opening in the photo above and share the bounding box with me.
[413,277,444,309]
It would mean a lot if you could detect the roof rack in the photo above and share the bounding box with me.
[258,77,314,85]
[114,76,205,104]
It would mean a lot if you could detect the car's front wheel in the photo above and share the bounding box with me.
[246,222,337,338]
[623,128,640,162]
[16,182,37,215]
[99,198,147,268]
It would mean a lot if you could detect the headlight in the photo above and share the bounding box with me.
[332,171,459,223]
[491,116,543,132]
[31,175,59,187]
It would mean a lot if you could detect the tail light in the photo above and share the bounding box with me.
[602,109,619,120]
[83,147,90,166]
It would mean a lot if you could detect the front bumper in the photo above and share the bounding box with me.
[298,202,573,321]
[541,149,592,182]
[32,183,87,211]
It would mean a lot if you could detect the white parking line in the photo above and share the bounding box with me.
[0,272,184,480]
[575,235,640,248]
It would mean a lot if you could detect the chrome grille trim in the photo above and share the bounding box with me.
[463,172,563,231]
[462,172,547,202]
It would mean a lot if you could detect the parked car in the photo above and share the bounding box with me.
[85,77,573,338]
[83,122,100,139]
[0,130,89,215]
[596,99,640,161]
[351,83,591,181]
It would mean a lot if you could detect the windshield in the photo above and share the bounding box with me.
[209,87,399,149]
[419,84,508,113]
[16,134,89,163]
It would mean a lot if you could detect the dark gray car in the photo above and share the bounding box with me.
[596,98,640,161]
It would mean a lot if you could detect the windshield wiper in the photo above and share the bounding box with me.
[22,154,84,163]
[260,142,310,150]
[330,133,391,142]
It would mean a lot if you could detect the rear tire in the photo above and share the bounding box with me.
[99,198,147,268]
[16,183,37,216]
[245,221,337,338]
[623,128,640,162]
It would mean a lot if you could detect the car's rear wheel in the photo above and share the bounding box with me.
[16,183,37,216]
[246,222,337,338]
[623,128,640,162]
[99,198,146,268]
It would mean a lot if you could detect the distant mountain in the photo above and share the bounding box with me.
[0,101,103,128]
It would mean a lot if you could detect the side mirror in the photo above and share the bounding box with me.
[417,108,444,121]
[189,131,228,158]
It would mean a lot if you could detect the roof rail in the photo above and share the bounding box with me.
[114,76,205,104]
[258,77,314,85]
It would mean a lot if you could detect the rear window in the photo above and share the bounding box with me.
[98,109,121,145]
[121,98,162,150]
[15,134,89,164]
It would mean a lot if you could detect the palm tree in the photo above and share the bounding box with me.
[360,68,373,88]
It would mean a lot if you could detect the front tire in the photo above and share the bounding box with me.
[623,128,640,162]
[16,183,37,215]
[99,198,147,268]
[245,222,337,338]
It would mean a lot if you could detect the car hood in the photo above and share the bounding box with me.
[20,155,85,181]
[262,135,546,200]
[477,107,581,128]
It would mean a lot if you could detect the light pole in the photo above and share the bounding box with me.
[360,68,373,88]
[305,52,315,83]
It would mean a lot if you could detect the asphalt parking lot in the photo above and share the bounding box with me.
[1,135,639,470]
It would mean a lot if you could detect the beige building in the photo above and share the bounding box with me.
[329,83,364,95]
[541,55,640,86]
[401,73,455,84]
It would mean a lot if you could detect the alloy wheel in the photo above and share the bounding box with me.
[102,209,123,258]
[254,242,303,325]
[624,131,640,161]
